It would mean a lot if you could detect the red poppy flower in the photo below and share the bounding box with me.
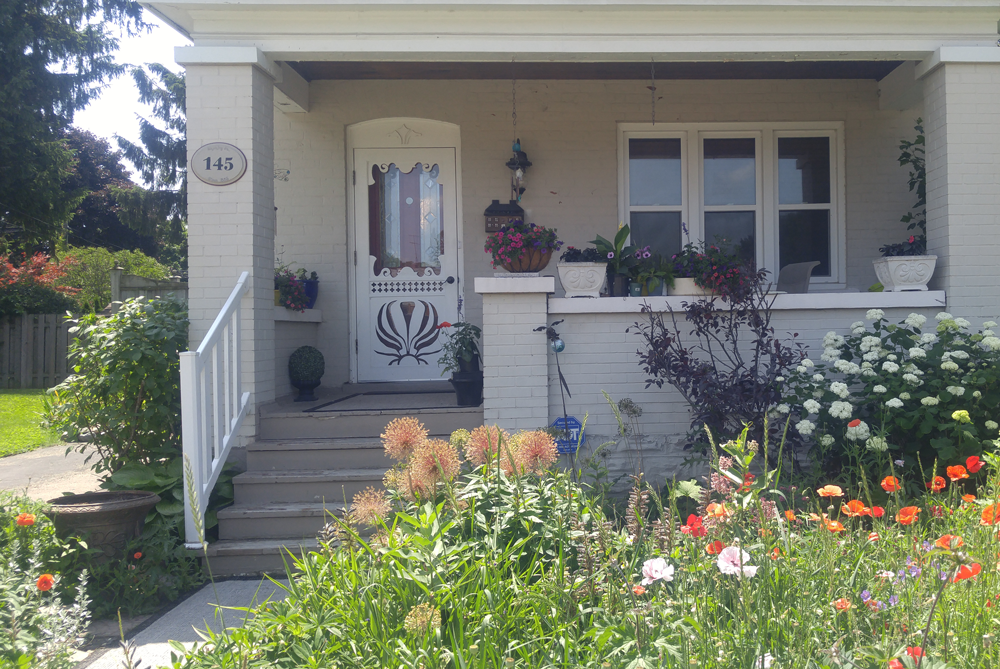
[632,584,646,596]
[706,540,725,555]
[888,660,904,669]
[906,647,925,659]
[681,514,708,537]
[926,476,946,492]
[966,455,984,474]
[134,552,143,560]
[935,534,963,550]
[15,513,35,527]
[36,574,54,591]
[738,473,755,493]
[436,322,453,329]
[842,500,871,517]
[868,532,880,542]
[896,506,920,525]
[953,563,982,582]
[848,419,862,428]
[982,504,1000,526]
[881,476,901,492]
[870,506,886,518]
[833,597,851,611]
[962,494,976,503]
[946,465,969,482]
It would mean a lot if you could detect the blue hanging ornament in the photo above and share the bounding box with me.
[550,338,565,353]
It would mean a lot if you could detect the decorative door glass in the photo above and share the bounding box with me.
[369,163,444,276]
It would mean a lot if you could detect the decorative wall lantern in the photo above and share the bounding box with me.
[484,199,525,233]
[506,138,531,202]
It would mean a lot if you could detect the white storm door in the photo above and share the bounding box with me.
[353,148,459,382]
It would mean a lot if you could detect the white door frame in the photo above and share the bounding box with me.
[346,118,465,383]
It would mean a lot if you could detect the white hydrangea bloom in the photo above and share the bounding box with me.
[986,420,999,431]
[903,373,921,385]
[796,366,807,374]
[983,321,997,329]
[776,403,790,414]
[973,390,982,399]
[887,354,898,362]
[803,399,821,415]
[907,347,926,359]
[812,389,825,399]
[983,330,995,337]
[850,321,865,331]
[955,318,971,329]
[812,373,825,382]
[904,313,927,328]
[946,386,965,396]
[829,401,853,419]
[862,369,879,378]
[886,398,904,409]
[920,396,940,406]
[866,436,888,452]
[872,385,887,394]
[866,309,885,321]
[819,434,836,447]
[935,312,953,321]
[899,392,911,400]
[833,359,860,375]
[852,325,866,335]
[948,350,969,360]
[846,421,871,441]
[860,336,882,352]
[795,420,815,436]
[982,336,1000,351]
[801,359,814,368]
[830,382,850,399]
[861,361,873,369]
[904,364,922,375]
[862,351,881,362]
[940,361,960,372]
[920,333,938,345]
[821,347,842,362]
[881,361,900,373]
[775,376,784,382]
[822,331,845,348]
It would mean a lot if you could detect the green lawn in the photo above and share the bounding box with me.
[0,390,62,457]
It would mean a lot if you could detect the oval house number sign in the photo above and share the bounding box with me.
[191,142,247,186]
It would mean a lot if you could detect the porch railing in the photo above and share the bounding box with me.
[180,271,251,549]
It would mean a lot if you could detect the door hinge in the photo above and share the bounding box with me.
[352,170,356,186]
[355,339,358,353]
[353,250,357,265]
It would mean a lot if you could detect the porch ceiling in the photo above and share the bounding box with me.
[288,60,905,81]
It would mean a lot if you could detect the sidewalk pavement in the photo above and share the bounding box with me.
[77,578,289,669]
[0,443,101,501]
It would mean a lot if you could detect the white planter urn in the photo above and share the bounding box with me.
[557,262,607,298]
[872,255,937,292]
[667,277,714,297]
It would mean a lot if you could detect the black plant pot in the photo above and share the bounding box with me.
[450,371,483,407]
[608,274,628,297]
[457,354,480,374]
[291,378,321,402]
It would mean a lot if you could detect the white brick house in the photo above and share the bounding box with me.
[151,0,1000,493]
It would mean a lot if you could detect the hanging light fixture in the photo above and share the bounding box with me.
[506,59,531,202]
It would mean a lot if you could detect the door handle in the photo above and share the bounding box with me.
[445,276,455,284]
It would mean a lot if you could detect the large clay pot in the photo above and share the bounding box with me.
[501,248,553,273]
[45,491,161,561]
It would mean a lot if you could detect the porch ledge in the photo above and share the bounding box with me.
[274,307,322,323]
[474,276,556,294]
[548,290,946,314]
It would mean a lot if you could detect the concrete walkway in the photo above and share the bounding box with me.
[78,578,289,668]
[0,443,101,501]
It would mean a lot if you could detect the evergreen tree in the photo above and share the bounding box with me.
[0,0,146,252]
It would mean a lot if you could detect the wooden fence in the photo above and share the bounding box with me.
[0,314,73,389]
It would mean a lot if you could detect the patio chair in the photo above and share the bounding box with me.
[776,261,820,294]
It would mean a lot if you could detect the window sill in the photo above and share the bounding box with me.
[548,291,946,314]
[274,307,323,323]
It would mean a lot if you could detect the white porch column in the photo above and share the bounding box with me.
[918,48,1000,318]
[474,276,554,431]
[178,47,278,435]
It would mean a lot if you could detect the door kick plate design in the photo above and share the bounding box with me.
[374,300,442,365]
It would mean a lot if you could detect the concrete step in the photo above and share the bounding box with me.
[218,502,345,541]
[246,437,392,471]
[203,538,321,576]
[259,407,483,440]
[233,469,386,505]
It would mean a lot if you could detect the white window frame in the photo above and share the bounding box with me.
[618,122,846,289]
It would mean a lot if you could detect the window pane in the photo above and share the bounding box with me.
[778,137,831,204]
[703,138,756,206]
[779,210,831,277]
[630,211,682,259]
[369,162,443,276]
[705,211,755,263]
[629,138,682,206]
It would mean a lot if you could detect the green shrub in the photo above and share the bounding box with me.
[60,246,170,312]
[288,345,324,383]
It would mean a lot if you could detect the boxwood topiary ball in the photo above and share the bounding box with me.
[288,345,325,383]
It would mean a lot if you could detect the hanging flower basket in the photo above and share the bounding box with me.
[502,248,553,273]
[485,220,561,273]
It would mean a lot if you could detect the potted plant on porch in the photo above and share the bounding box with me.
[484,220,562,273]
[591,224,637,296]
[289,345,325,402]
[668,241,745,297]
[437,321,483,406]
[556,245,607,298]
[630,251,673,296]
[274,265,307,312]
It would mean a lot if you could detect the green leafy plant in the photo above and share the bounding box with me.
[559,246,605,263]
[435,321,481,375]
[591,223,637,276]
[880,120,928,257]
[59,246,170,312]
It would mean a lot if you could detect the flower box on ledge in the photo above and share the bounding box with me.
[872,255,937,292]
[556,262,607,298]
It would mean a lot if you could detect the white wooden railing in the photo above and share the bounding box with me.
[180,271,251,549]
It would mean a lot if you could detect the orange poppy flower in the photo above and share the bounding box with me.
[870,506,886,518]
[784,509,797,522]
[868,531,880,542]
[888,660,904,669]
[817,485,844,497]
[848,419,861,428]
[981,504,1000,526]
[706,503,732,518]
[881,476,901,492]
[842,500,871,517]
[906,647,925,659]
[896,506,920,525]
[36,574,54,591]
[833,597,851,611]
[962,494,976,503]
[966,455,984,474]
[632,584,646,596]
[935,534,964,550]
[926,476,946,492]
[825,519,846,533]
[706,540,725,555]
[134,552,143,560]
[771,546,781,560]
[946,465,969,481]
[15,513,35,527]
[953,563,982,582]
[738,473,755,493]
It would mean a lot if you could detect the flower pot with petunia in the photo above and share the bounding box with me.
[288,345,325,402]
[556,246,607,298]
[274,265,308,312]
[484,220,562,273]
[630,249,673,296]
[591,224,637,296]
[437,321,483,406]
[668,242,745,298]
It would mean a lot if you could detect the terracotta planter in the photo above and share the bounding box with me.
[501,248,553,273]
[667,277,714,297]
[557,262,607,298]
[45,491,160,561]
[872,255,937,292]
